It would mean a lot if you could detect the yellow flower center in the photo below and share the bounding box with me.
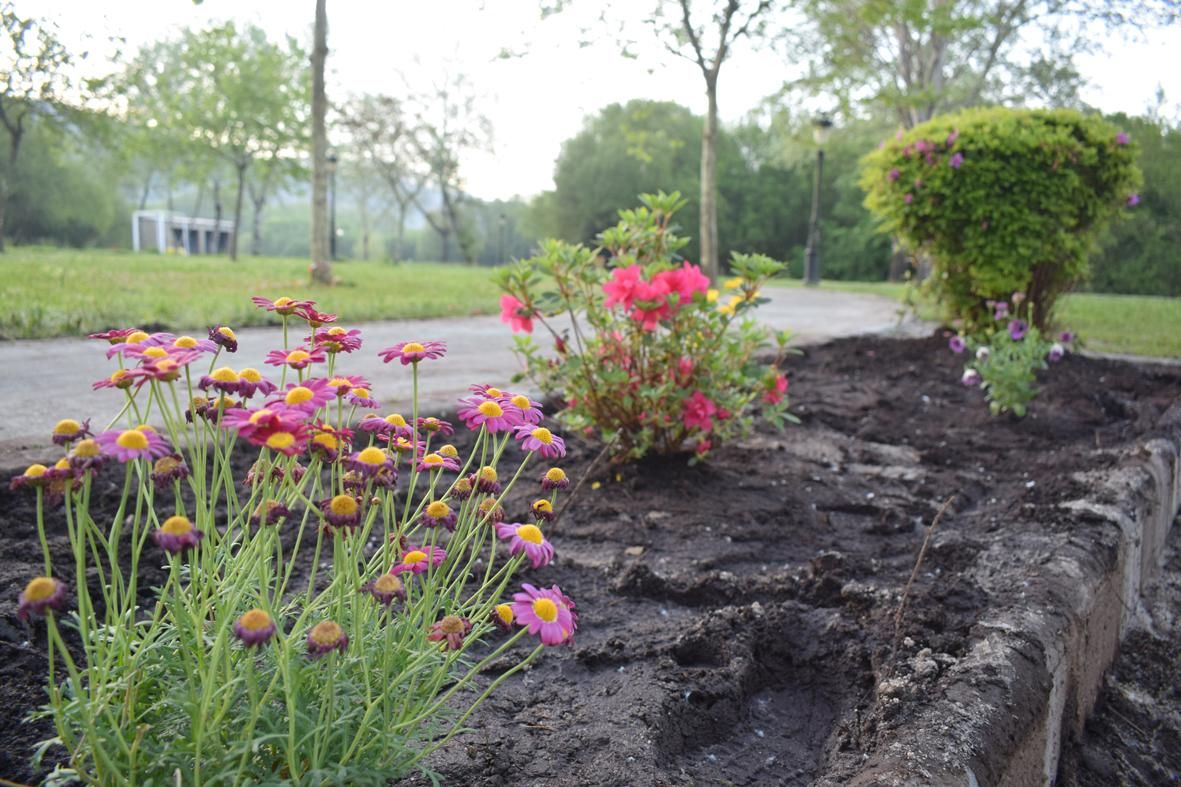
[454,478,473,493]
[286,350,311,364]
[109,370,129,384]
[426,501,451,518]
[421,453,444,468]
[545,468,567,483]
[533,499,553,514]
[239,367,262,382]
[173,336,199,349]
[530,427,554,445]
[373,574,402,594]
[218,326,237,340]
[155,359,178,374]
[161,515,193,535]
[143,346,169,359]
[312,433,338,451]
[116,430,150,450]
[478,466,497,483]
[328,495,358,516]
[402,342,425,353]
[327,326,346,336]
[532,597,559,623]
[274,296,295,308]
[210,367,239,383]
[384,414,408,427]
[438,614,465,634]
[309,620,343,646]
[495,603,514,625]
[249,409,274,425]
[266,432,296,450]
[517,524,544,545]
[136,424,157,433]
[357,446,386,466]
[486,387,503,398]
[24,576,57,602]
[285,386,315,405]
[351,387,371,398]
[478,401,503,418]
[238,608,273,631]
[54,458,70,471]
[53,419,82,436]
[439,444,459,459]
[21,463,46,478]
[327,377,352,389]
[511,394,531,410]
[154,455,181,474]
[72,439,101,458]
[403,550,427,565]
[126,331,150,344]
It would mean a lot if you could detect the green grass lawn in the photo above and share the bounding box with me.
[0,247,500,339]
[771,277,1181,358]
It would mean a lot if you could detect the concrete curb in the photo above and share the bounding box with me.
[843,404,1181,787]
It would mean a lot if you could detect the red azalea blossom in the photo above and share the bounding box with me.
[500,295,534,333]
[681,391,717,432]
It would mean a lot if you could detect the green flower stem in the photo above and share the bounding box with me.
[34,487,50,575]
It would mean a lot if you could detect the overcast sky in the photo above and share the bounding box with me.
[27,0,1181,201]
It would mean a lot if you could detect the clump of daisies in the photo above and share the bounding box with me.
[946,292,1075,416]
[12,297,578,785]
[496,191,795,462]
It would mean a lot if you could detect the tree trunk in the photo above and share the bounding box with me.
[699,79,719,279]
[0,128,23,252]
[138,170,154,210]
[309,0,332,284]
[394,201,407,261]
[192,181,205,218]
[230,161,247,261]
[251,191,266,256]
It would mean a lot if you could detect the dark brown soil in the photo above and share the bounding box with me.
[2,333,1179,786]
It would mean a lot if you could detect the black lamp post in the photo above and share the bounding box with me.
[326,151,338,260]
[803,115,834,287]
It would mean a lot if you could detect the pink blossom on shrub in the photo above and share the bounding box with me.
[603,265,644,310]
[681,391,717,432]
[500,295,534,333]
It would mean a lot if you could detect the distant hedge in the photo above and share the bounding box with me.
[860,107,1141,329]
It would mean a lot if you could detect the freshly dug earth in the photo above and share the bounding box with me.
[2,333,1179,786]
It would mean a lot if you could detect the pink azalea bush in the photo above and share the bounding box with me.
[496,191,793,461]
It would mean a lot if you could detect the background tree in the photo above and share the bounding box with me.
[310,0,331,282]
[407,74,491,264]
[654,0,776,279]
[247,146,304,255]
[0,3,73,252]
[341,93,426,261]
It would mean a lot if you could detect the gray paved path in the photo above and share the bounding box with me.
[0,288,929,456]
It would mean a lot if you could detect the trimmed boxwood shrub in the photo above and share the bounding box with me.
[860,107,1141,330]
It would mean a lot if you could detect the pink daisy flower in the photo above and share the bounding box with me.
[294,305,337,328]
[495,522,555,569]
[427,615,472,651]
[268,379,334,412]
[51,418,91,446]
[252,295,315,316]
[236,367,277,399]
[17,576,68,621]
[417,416,454,436]
[344,446,396,477]
[233,608,277,647]
[457,396,522,433]
[511,583,577,646]
[501,393,544,425]
[306,620,348,659]
[420,500,458,530]
[152,515,204,554]
[208,325,239,352]
[323,374,370,397]
[199,366,244,395]
[515,426,566,459]
[311,326,363,354]
[540,467,570,491]
[88,327,140,345]
[144,333,219,355]
[378,340,447,365]
[346,386,380,409]
[417,452,461,474]
[96,427,172,463]
[364,573,405,606]
[264,346,325,370]
[390,545,447,576]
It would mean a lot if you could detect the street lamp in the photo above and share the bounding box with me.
[326,151,338,260]
[803,115,834,287]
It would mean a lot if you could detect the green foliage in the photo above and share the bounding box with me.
[950,293,1070,416]
[23,305,573,784]
[861,107,1141,331]
[1090,113,1181,295]
[498,192,793,462]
